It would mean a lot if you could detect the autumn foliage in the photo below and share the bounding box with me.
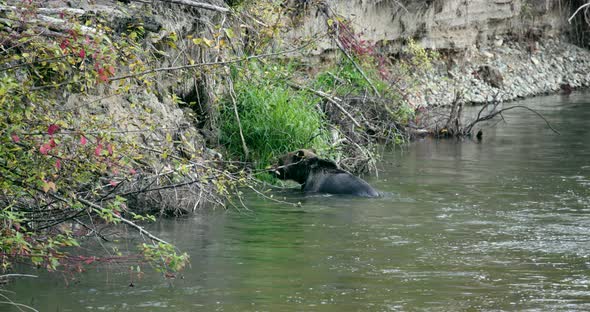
[0,2,188,275]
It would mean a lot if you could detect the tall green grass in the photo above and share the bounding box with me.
[219,62,330,169]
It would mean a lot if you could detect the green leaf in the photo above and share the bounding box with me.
[223,28,235,39]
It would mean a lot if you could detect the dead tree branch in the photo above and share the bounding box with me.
[334,36,381,97]
[287,82,362,128]
[463,105,560,135]
[152,0,230,13]
[568,2,590,23]
[0,5,85,15]
[227,76,249,159]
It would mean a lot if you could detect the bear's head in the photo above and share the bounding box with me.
[271,149,338,184]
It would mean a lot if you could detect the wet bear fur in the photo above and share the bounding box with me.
[272,149,379,197]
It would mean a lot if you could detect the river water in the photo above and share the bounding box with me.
[5,93,590,311]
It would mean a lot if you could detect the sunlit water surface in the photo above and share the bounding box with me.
[4,92,590,311]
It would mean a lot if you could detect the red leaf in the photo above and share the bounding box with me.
[80,135,87,145]
[107,144,113,156]
[79,48,86,58]
[97,68,109,82]
[47,124,60,135]
[109,180,118,187]
[94,143,103,156]
[108,66,115,75]
[60,39,69,51]
[55,159,61,170]
[40,143,51,155]
[11,133,20,143]
[129,168,137,175]
[49,138,56,148]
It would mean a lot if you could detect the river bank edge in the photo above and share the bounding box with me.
[408,37,590,132]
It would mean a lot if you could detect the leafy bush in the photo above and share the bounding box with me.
[0,4,189,275]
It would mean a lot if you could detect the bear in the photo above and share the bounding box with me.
[271,149,379,197]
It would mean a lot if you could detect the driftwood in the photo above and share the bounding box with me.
[34,15,97,35]
[0,5,85,15]
[0,6,98,35]
[568,2,590,24]
[463,104,561,136]
[152,0,230,13]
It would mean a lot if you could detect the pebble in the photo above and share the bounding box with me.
[408,39,590,106]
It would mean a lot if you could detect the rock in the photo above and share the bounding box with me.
[493,38,503,47]
[476,65,504,88]
[482,51,494,59]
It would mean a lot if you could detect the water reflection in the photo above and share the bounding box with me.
[5,92,590,311]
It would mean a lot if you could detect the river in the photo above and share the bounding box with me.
[4,92,590,311]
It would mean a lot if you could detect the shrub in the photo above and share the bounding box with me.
[219,62,330,169]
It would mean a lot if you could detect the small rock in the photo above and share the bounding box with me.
[482,51,494,59]
[493,38,504,47]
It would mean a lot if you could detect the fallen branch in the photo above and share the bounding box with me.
[0,274,38,279]
[1,6,98,36]
[34,15,97,35]
[334,38,381,97]
[317,2,381,97]
[0,5,85,15]
[152,0,230,13]
[288,82,362,128]
[568,2,590,23]
[464,105,560,135]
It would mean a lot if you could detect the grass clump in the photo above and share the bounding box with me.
[219,62,331,169]
[314,58,389,97]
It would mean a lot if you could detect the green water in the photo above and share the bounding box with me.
[4,93,590,311]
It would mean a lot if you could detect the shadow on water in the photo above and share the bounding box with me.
[4,92,590,311]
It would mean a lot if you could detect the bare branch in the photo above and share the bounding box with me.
[109,42,313,82]
[77,197,171,245]
[0,274,38,279]
[226,76,249,159]
[152,0,230,13]
[568,2,590,23]
[334,38,381,97]
[287,82,362,128]
[41,191,172,246]
[465,105,560,135]
[0,5,85,15]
